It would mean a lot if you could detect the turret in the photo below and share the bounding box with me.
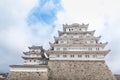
[22,46,47,65]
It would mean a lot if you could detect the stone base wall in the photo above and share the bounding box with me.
[115,75,120,80]
[48,60,116,80]
[7,72,48,80]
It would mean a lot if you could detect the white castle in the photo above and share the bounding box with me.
[7,23,116,80]
[49,23,108,61]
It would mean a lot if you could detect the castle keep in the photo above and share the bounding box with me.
[7,23,116,80]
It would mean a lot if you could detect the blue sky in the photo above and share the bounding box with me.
[0,0,120,74]
[27,0,63,25]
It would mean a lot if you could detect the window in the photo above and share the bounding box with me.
[78,55,82,58]
[56,55,60,57]
[34,60,36,62]
[56,48,60,51]
[63,48,67,51]
[88,48,92,51]
[96,48,99,50]
[69,29,71,31]
[96,40,98,43]
[85,55,89,58]
[70,55,74,58]
[63,55,67,58]
[93,55,97,58]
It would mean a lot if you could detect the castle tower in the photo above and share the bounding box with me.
[22,46,46,65]
[47,23,116,80]
[7,46,48,80]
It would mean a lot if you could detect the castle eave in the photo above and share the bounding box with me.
[10,65,48,68]
[63,23,89,31]
[46,50,110,55]
[58,30,95,36]
[50,43,107,47]
[54,36,100,41]
[22,56,42,59]
[28,46,43,50]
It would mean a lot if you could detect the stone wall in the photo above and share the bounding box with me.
[7,72,48,80]
[48,60,116,80]
[115,75,120,80]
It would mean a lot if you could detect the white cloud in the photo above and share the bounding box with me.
[0,0,38,27]
[0,0,60,72]
[58,0,105,37]
[0,0,39,72]
[0,0,40,52]
[28,23,54,49]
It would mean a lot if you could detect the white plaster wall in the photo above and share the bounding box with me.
[49,54,104,61]
[24,60,43,65]
[66,28,86,32]
[58,40,67,44]
[54,47,103,51]
[10,67,47,72]
[30,49,41,52]
[24,55,41,58]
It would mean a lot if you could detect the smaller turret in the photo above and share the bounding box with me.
[22,46,47,65]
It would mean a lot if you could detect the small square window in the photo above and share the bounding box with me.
[93,55,97,58]
[78,55,82,58]
[85,55,89,58]
[56,48,60,51]
[56,55,60,57]
[96,48,99,50]
[63,48,67,51]
[71,55,74,58]
[88,48,92,51]
[63,55,67,58]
